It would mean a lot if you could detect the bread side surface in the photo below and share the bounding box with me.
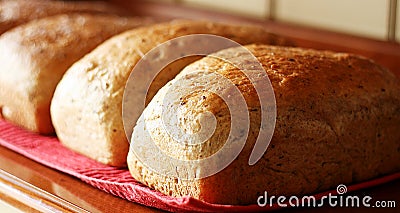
[50,20,292,166]
[127,44,400,204]
[0,14,155,133]
[0,0,126,35]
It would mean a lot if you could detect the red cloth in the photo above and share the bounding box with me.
[0,119,398,212]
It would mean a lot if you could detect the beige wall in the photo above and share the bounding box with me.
[275,0,388,39]
[182,0,269,18]
[155,0,398,41]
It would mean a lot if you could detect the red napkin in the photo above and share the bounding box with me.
[0,119,398,212]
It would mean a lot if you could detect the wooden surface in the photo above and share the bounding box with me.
[0,1,400,212]
[0,146,162,213]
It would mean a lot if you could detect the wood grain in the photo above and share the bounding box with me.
[0,146,163,213]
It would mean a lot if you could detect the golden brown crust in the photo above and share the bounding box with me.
[0,0,127,35]
[0,13,155,134]
[51,20,293,166]
[127,44,400,204]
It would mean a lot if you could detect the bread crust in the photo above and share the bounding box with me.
[127,44,400,204]
[0,14,155,133]
[50,20,292,166]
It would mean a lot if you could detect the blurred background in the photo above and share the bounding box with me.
[147,0,399,42]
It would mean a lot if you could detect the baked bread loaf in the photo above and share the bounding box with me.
[0,14,155,133]
[127,44,400,204]
[50,20,292,166]
[0,0,126,34]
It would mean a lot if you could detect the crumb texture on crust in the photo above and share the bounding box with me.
[128,44,400,205]
[51,20,292,166]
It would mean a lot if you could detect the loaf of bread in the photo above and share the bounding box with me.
[50,20,292,166]
[0,14,155,133]
[127,44,400,204]
[0,0,126,34]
